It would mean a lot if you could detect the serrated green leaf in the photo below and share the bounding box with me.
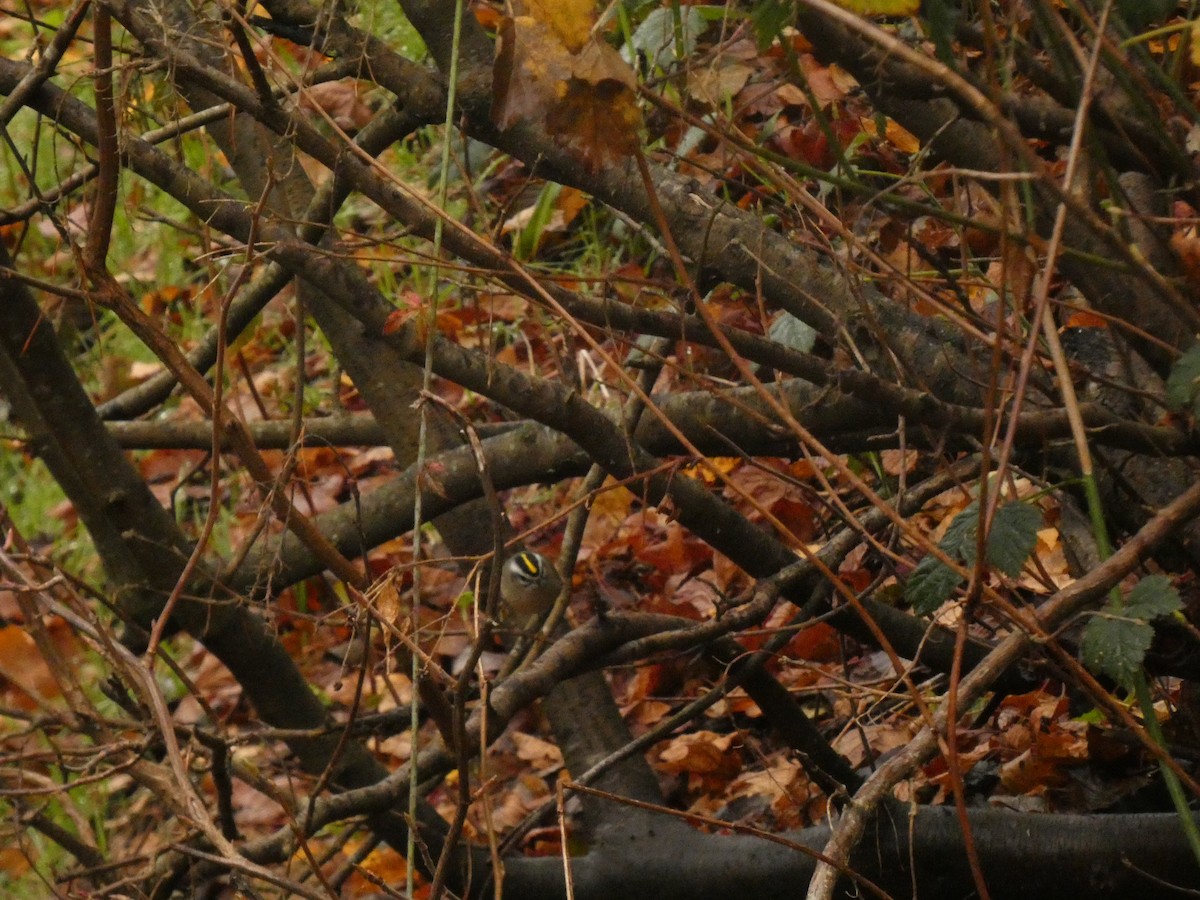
[1081,615,1153,688]
[905,555,963,615]
[986,501,1042,577]
[1122,574,1182,622]
[907,498,1040,616]
[940,500,980,565]
[1166,344,1200,417]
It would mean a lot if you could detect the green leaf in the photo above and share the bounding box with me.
[932,499,1040,576]
[904,502,974,615]
[921,0,959,62]
[905,554,963,615]
[1166,344,1200,417]
[515,182,562,260]
[939,500,980,565]
[749,0,792,50]
[1081,615,1153,689]
[1082,576,1180,688]
[456,589,477,612]
[905,498,1041,616]
[1122,574,1182,622]
[986,501,1042,577]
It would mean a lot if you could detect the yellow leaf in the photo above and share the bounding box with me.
[681,457,741,485]
[516,0,596,53]
[829,0,920,14]
[885,118,920,153]
[858,115,920,152]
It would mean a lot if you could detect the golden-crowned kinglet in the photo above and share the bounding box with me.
[499,550,563,620]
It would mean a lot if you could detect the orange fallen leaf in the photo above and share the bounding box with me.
[0,625,63,708]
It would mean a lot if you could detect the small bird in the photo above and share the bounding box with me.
[499,550,563,622]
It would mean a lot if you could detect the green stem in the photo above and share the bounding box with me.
[1133,674,1200,862]
[409,1,466,894]
[1081,469,1200,868]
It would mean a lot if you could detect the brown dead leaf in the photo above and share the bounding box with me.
[767,121,834,168]
[627,698,672,728]
[299,80,374,132]
[0,847,30,881]
[720,461,818,544]
[832,720,915,768]
[718,686,766,719]
[773,82,809,107]
[665,575,719,618]
[0,625,64,708]
[494,6,642,172]
[1000,727,1088,795]
[635,521,689,572]
[688,62,754,108]
[484,772,553,832]
[658,730,736,772]
[1171,224,1200,287]
[920,735,994,803]
[726,758,806,802]
[797,53,856,108]
[512,732,564,772]
[621,661,680,707]
[382,289,461,339]
[657,730,742,792]
[1016,527,1072,593]
[880,448,918,476]
[579,480,635,559]
[783,622,842,662]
